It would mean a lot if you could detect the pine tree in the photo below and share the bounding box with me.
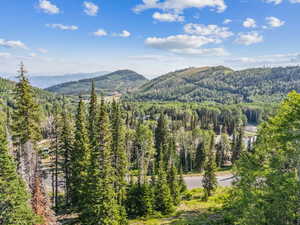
[70,95,90,209]
[82,98,120,225]
[88,80,98,148]
[195,142,206,172]
[202,134,217,201]
[111,100,128,224]
[12,62,41,146]
[231,128,245,163]
[154,156,174,215]
[215,133,230,167]
[59,98,74,206]
[154,113,169,168]
[0,118,40,225]
[168,163,181,205]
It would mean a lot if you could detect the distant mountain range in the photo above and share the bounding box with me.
[46,70,148,96]
[0,71,110,89]
[126,66,300,103]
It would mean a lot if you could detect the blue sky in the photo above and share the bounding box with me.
[0,0,300,78]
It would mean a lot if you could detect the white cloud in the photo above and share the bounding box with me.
[134,0,227,13]
[153,12,184,22]
[93,29,108,37]
[243,18,256,28]
[29,53,37,57]
[38,0,60,14]
[37,48,48,54]
[263,0,283,4]
[184,23,233,39]
[235,32,263,45]
[290,0,300,3]
[223,19,232,24]
[266,16,285,27]
[0,52,11,58]
[46,24,79,31]
[145,34,226,56]
[0,39,28,49]
[83,2,99,16]
[227,52,300,67]
[114,30,131,38]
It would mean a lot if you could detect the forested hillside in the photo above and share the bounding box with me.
[46,70,148,96]
[127,66,300,103]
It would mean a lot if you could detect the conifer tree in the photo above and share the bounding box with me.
[154,156,174,214]
[12,63,41,166]
[215,133,230,167]
[155,113,169,168]
[168,163,181,205]
[82,98,120,225]
[70,95,90,209]
[0,118,40,225]
[231,128,245,163]
[59,98,74,206]
[178,166,187,194]
[111,100,128,224]
[195,142,206,172]
[202,134,217,201]
[88,81,98,148]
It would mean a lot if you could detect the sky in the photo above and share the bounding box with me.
[0,0,300,78]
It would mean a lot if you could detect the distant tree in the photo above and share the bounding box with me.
[215,133,230,167]
[88,81,98,148]
[167,163,181,205]
[231,128,245,163]
[202,134,217,201]
[155,113,169,168]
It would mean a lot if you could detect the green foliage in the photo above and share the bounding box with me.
[225,91,300,225]
[168,163,181,205]
[0,118,40,225]
[128,66,300,104]
[70,96,90,209]
[46,70,148,96]
[202,134,217,201]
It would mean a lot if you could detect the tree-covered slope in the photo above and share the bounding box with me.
[127,66,300,103]
[46,70,148,96]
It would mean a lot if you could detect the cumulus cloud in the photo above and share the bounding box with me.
[145,34,226,56]
[235,32,263,45]
[184,23,233,39]
[0,39,28,49]
[134,0,227,13]
[38,0,60,14]
[153,12,184,22]
[114,30,131,37]
[46,24,79,31]
[243,18,256,28]
[266,16,285,27]
[93,29,108,37]
[263,0,283,4]
[83,2,99,16]
[223,19,232,24]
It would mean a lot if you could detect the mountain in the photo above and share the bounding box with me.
[1,71,110,89]
[46,70,148,96]
[126,66,300,103]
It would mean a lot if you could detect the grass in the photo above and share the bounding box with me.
[129,187,230,225]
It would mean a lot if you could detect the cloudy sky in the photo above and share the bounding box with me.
[1,0,300,78]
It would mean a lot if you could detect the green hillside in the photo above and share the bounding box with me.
[46,70,148,96]
[126,66,300,103]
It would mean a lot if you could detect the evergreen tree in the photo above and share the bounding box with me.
[154,113,169,168]
[82,98,120,225]
[69,95,90,209]
[59,98,74,206]
[0,118,40,225]
[202,134,217,201]
[154,156,174,214]
[88,80,98,148]
[194,142,206,172]
[178,166,187,194]
[231,127,245,163]
[215,133,230,167]
[111,100,128,224]
[167,163,181,205]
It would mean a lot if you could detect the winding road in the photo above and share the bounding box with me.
[183,174,235,189]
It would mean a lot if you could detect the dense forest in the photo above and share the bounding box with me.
[1,64,300,224]
[46,70,148,96]
[127,66,300,103]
